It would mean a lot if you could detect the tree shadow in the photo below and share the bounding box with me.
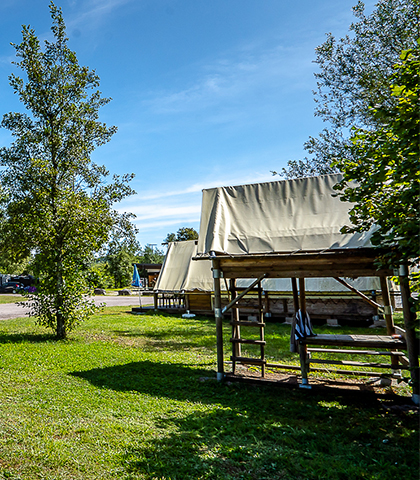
[70,360,418,479]
[70,360,217,403]
[0,332,56,343]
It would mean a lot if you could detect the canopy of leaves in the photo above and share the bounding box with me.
[162,227,199,245]
[0,3,135,338]
[333,45,420,270]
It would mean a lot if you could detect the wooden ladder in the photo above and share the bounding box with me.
[230,282,266,377]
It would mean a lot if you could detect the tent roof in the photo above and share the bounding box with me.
[197,174,376,256]
[154,240,214,292]
[154,241,381,292]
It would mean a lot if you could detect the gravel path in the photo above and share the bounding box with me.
[0,294,154,320]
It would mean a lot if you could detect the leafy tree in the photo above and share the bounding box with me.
[0,3,135,338]
[162,227,198,245]
[104,213,140,288]
[333,46,419,271]
[276,0,419,179]
[137,245,165,264]
[86,261,114,289]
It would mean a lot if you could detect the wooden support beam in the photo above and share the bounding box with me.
[291,277,299,314]
[212,259,224,381]
[299,277,306,316]
[379,276,395,335]
[222,274,266,313]
[333,277,382,310]
[399,269,419,402]
[229,279,241,365]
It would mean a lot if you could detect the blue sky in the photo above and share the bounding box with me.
[0,0,375,249]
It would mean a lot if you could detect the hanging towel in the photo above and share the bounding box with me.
[290,309,316,352]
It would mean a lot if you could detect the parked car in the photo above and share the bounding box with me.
[0,282,24,294]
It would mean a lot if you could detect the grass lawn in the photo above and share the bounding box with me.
[0,295,24,304]
[0,308,418,480]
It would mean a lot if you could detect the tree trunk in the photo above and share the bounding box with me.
[55,256,66,340]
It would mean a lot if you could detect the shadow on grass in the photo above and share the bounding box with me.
[71,360,419,479]
[71,360,217,403]
[0,332,56,343]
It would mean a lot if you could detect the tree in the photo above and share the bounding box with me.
[162,227,199,245]
[137,245,165,264]
[333,45,420,270]
[104,213,140,288]
[0,3,135,339]
[276,0,419,179]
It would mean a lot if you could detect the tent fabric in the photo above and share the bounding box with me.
[197,174,376,256]
[154,240,214,292]
[155,240,380,293]
[236,277,381,292]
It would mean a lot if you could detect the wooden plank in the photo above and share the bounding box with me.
[265,363,301,370]
[230,339,266,345]
[231,356,267,365]
[300,334,406,349]
[307,348,405,356]
[309,359,409,369]
[230,320,265,327]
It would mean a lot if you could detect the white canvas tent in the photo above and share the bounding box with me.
[155,240,213,292]
[197,173,376,256]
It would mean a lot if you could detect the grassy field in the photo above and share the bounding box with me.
[0,295,23,304]
[0,308,418,480]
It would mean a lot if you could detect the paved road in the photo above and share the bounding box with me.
[0,294,154,320]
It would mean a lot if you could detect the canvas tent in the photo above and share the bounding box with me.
[153,240,214,312]
[194,174,418,401]
[153,239,382,321]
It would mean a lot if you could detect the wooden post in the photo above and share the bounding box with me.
[291,277,299,315]
[298,277,310,387]
[299,277,306,316]
[230,278,241,364]
[153,292,158,310]
[258,281,265,377]
[399,267,419,404]
[212,258,224,381]
[379,276,395,335]
[264,291,270,316]
[380,276,399,371]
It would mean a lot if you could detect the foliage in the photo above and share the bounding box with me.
[276,0,420,179]
[137,244,165,264]
[0,3,135,338]
[163,226,199,245]
[333,45,420,271]
[0,252,32,276]
[0,311,417,479]
[86,260,114,289]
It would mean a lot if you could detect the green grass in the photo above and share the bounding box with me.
[0,309,417,480]
[0,294,24,304]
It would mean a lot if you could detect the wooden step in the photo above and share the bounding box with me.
[230,306,262,311]
[230,339,266,345]
[231,356,266,365]
[230,320,265,327]
[307,348,406,356]
[308,358,409,369]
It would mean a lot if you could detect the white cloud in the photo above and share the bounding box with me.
[66,0,135,32]
[145,43,314,115]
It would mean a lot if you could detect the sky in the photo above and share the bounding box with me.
[0,0,376,250]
